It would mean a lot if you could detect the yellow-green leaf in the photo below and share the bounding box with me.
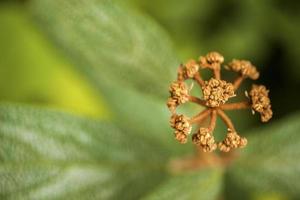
[0,104,171,199]
[29,0,179,99]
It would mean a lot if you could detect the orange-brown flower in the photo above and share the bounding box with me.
[169,81,189,105]
[182,59,199,78]
[166,97,177,113]
[199,52,224,70]
[174,132,187,144]
[170,114,192,143]
[167,51,272,153]
[202,78,235,107]
[249,84,273,122]
[226,59,259,80]
[192,128,217,152]
[218,130,247,152]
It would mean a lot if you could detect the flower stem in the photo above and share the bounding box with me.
[220,101,250,110]
[213,67,221,80]
[188,96,207,107]
[208,109,217,131]
[177,64,185,81]
[190,109,211,124]
[233,76,245,90]
[194,72,205,87]
[217,109,236,131]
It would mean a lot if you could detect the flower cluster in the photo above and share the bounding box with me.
[218,130,247,152]
[249,84,273,122]
[180,59,200,79]
[199,52,224,70]
[167,81,189,113]
[170,114,192,144]
[202,78,235,107]
[226,59,259,80]
[167,51,273,152]
[192,128,217,152]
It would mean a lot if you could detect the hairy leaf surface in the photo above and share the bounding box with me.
[0,104,170,200]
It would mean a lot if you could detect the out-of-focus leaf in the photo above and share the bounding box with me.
[225,113,300,199]
[29,0,192,155]
[0,4,107,118]
[127,0,268,61]
[100,82,193,156]
[0,104,171,200]
[142,168,223,200]
[30,0,179,99]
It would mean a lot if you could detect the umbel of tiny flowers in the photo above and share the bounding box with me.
[167,52,273,152]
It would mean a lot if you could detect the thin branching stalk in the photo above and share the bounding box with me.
[220,101,250,110]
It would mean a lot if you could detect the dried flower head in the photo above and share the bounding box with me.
[170,114,192,143]
[218,130,247,152]
[182,59,199,79]
[175,132,188,144]
[192,128,217,152]
[167,51,272,152]
[202,78,235,107]
[199,52,224,69]
[249,84,273,122]
[166,97,177,113]
[226,59,259,80]
[169,81,189,105]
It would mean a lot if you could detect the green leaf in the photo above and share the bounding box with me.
[99,83,193,156]
[225,113,300,199]
[0,104,171,199]
[29,0,189,155]
[142,168,223,200]
[29,0,179,99]
[0,3,107,118]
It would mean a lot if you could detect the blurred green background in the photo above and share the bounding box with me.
[1,0,299,121]
[0,1,300,199]
[0,1,109,118]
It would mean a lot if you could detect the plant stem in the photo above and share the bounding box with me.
[233,76,244,90]
[190,109,211,124]
[188,96,207,107]
[213,67,221,80]
[194,72,205,86]
[217,109,236,131]
[208,109,217,131]
[177,65,184,81]
[220,101,250,110]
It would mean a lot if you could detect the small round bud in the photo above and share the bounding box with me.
[175,132,188,144]
[249,84,273,122]
[219,130,247,152]
[226,59,259,80]
[169,81,189,105]
[202,78,235,107]
[199,52,224,70]
[170,114,192,143]
[183,59,199,78]
[166,97,177,113]
[192,128,217,152]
